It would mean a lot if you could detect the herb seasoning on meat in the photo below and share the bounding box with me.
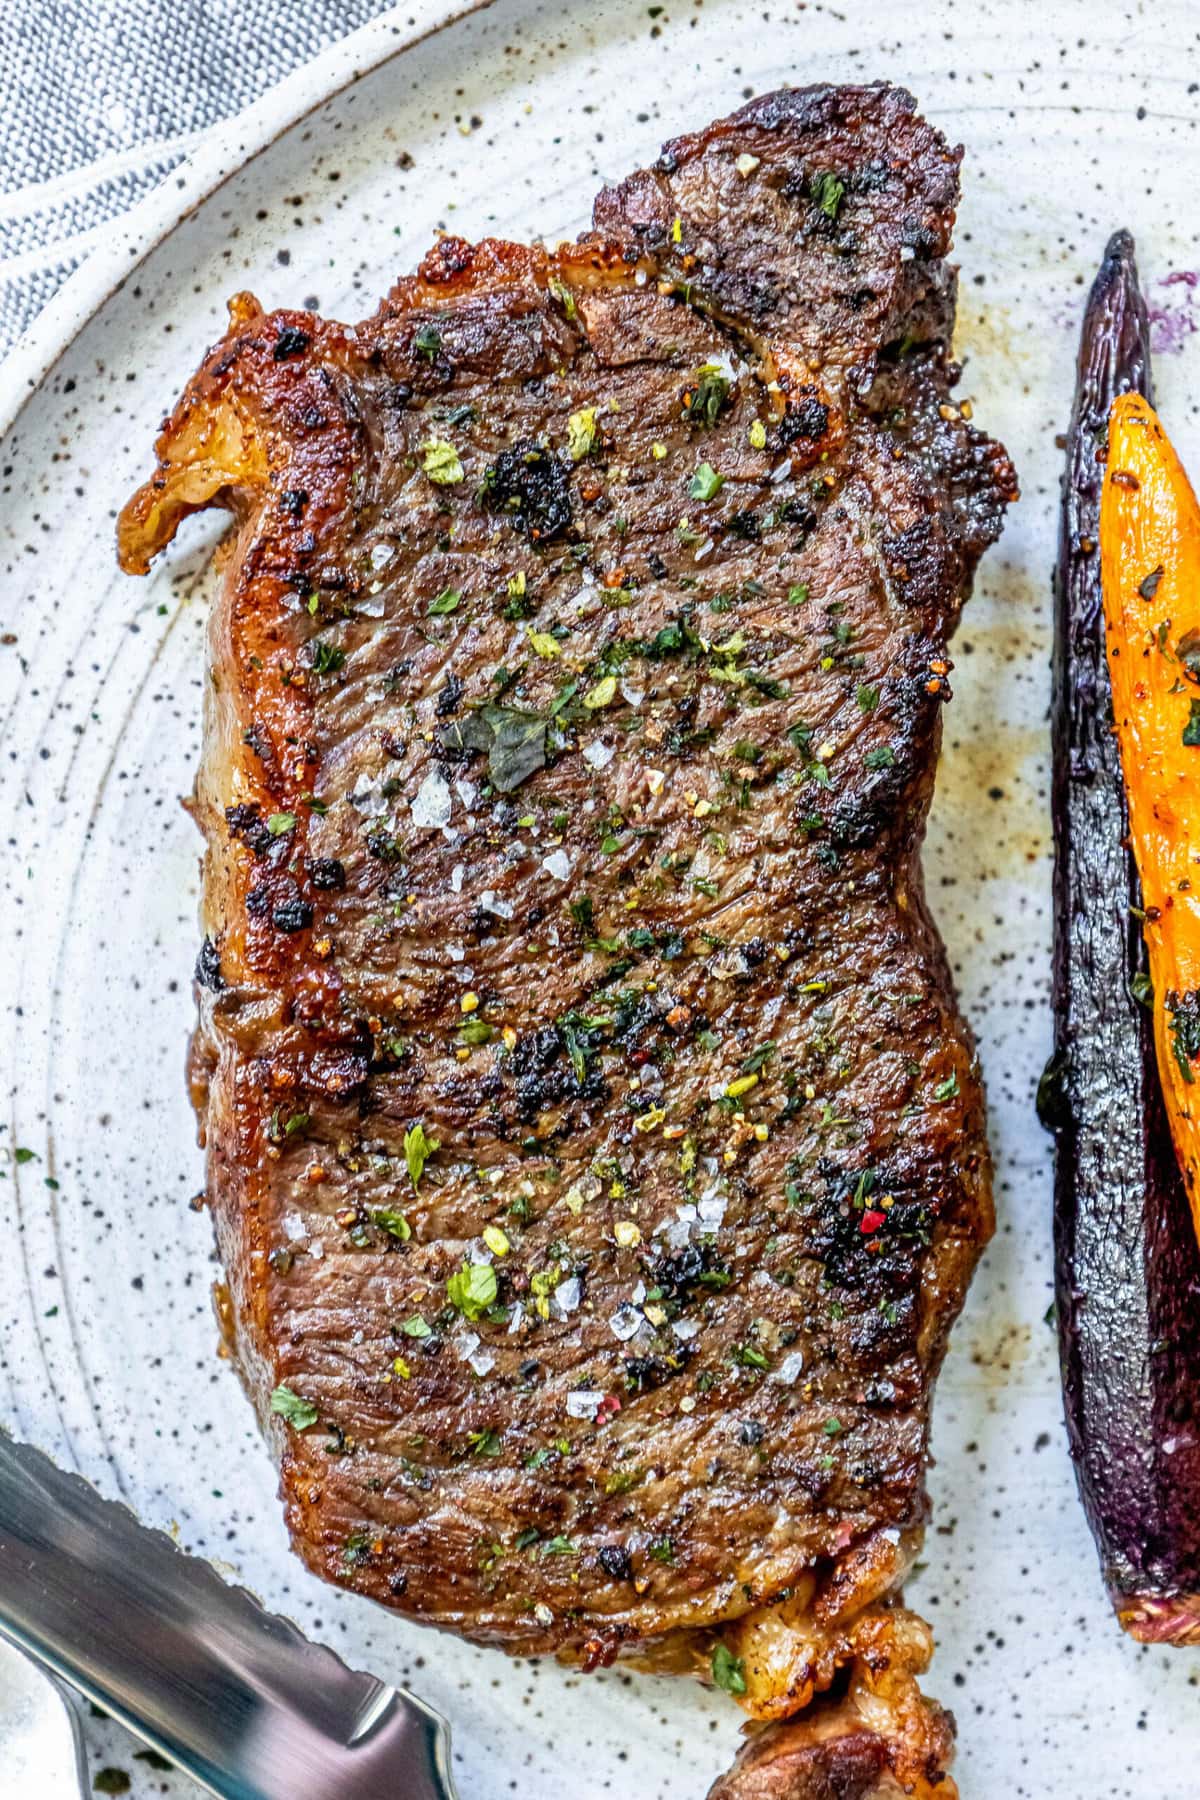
[118,82,1014,1800]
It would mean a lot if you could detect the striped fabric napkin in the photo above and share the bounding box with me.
[0,0,396,359]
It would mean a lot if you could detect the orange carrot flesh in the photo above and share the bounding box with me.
[1101,392,1200,1230]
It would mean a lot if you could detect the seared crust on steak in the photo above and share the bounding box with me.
[119,81,1013,1784]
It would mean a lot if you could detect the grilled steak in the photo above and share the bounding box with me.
[119,82,1014,1798]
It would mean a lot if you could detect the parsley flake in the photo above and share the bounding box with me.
[711,1643,747,1695]
[270,1385,318,1431]
[447,1261,499,1320]
[310,640,345,676]
[810,171,846,219]
[686,365,732,428]
[689,462,724,502]
[421,439,464,484]
[1168,990,1200,1084]
[584,674,618,710]
[373,1207,412,1242]
[404,1121,439,1190]
[567,407,598,461]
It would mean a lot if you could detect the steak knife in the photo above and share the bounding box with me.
[0,1433,457,1799]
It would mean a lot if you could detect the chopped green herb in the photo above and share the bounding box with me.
[558,1015,595,1085]
[547,273,578,320]
[342,1529,373,1568]
[810,171,846,219]
[865,745,896,769]
[788,583,809,605]
[541,1534,578,1556]
[404,1121,439,1190]
[932,1073,959,1103]
[711,1643,747,1695]
[441,702,546,792]
[604,1466,645,1495]
[567,406,598,461]
[468,1428,502,1456]
[856,684,879,713]
[13,1147,36,1165]
[428,587,461,615]
[1168,990,1200,1084]
[421,439,464,484]
[447,1260,498,1320]
[266,811,295,836]
[686,364,732,427]
[1178,625,1200,679]
[373,1207,412,1242]
[689,462,724,502]
[527,630,561,659]
[584,674,618,710]
[270,1385,318,1431]
[402,1314,432,1338]
[1184,699,1200,747]
[569,893,595,934]
[414,321,442,361]
[310,640,345,676]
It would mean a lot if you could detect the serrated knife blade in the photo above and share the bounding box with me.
[0,1433,457,1799]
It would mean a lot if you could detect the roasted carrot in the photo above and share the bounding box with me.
[1101,392,1200,1234]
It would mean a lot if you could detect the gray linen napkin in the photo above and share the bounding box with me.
[0,0,398,359]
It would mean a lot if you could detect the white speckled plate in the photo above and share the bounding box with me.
[5,2,1200,1794]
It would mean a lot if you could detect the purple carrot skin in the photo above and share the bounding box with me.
[1045,230,1200,1643]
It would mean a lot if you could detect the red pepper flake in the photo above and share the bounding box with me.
[860,1208,887,1235]
[596,1394,623,1424]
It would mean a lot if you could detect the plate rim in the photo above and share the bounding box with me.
[0,0,495,441]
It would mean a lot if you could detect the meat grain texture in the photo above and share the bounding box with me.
[120,84,1015,1798]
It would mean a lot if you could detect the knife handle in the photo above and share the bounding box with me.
[0,1435,456,1800]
